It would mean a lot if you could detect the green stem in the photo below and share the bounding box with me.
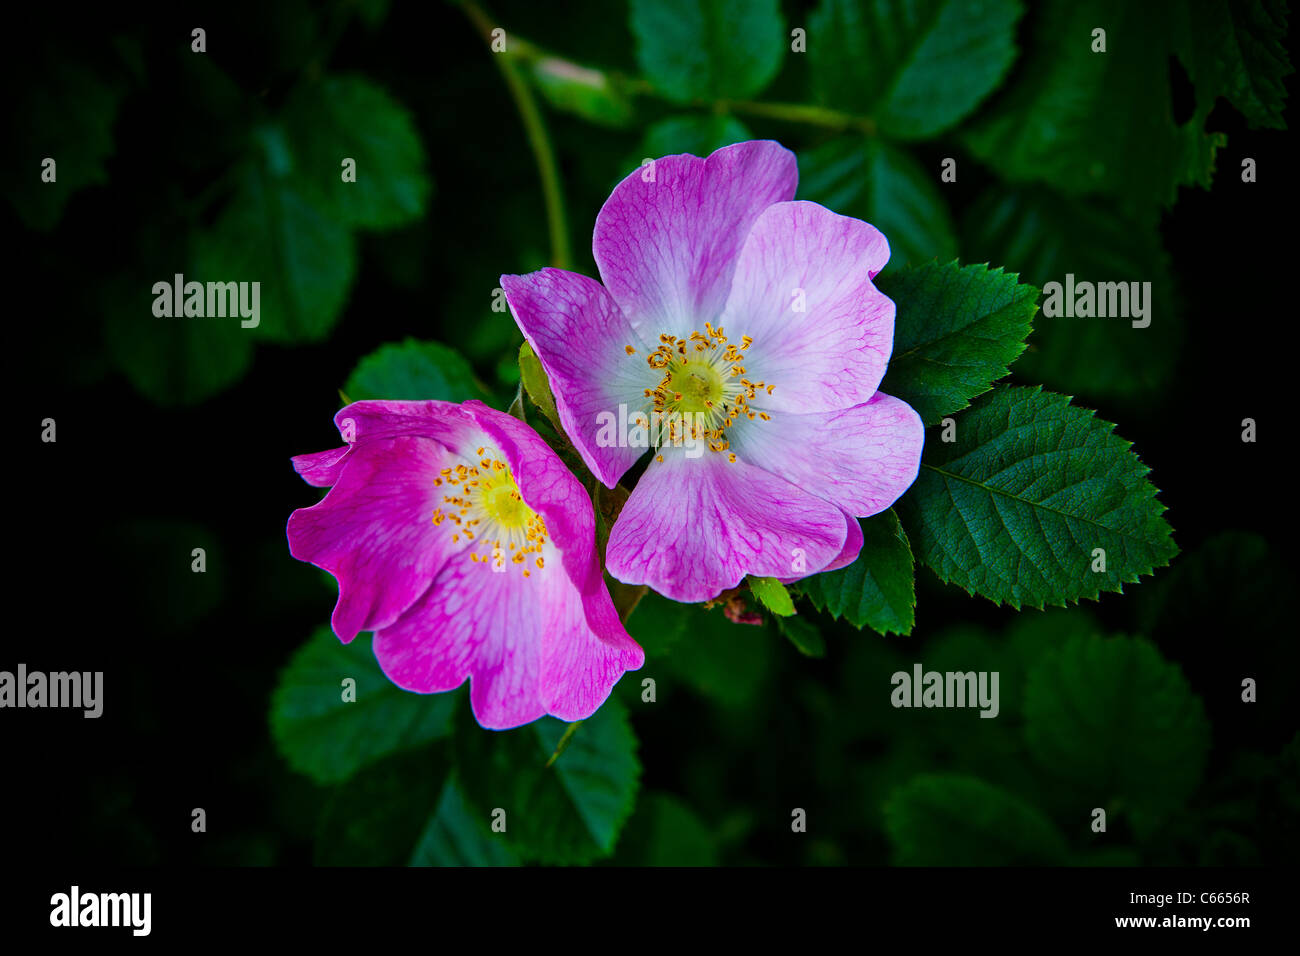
[545,720,583,768]
[721,99,877,135]
[461,1,572,270]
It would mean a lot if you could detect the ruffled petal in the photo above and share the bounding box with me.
[292,445,351,487]
[593,141,797,340]
[718,200,894,413]
[287,435,465,642]
[501,269,655,488]
[605,449,848,603]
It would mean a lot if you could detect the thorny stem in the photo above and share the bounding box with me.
[461,1,573,270]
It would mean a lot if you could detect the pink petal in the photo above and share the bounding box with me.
[292,445,351,487]
[501,269,655,488]
[287,436,467,642]
[593,141,797,341]
[373,557,548,730]
[605,450,848,603]
[728,392,924,517]
[718,200,894,413]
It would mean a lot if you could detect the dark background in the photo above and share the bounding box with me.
[7,0,1297,866]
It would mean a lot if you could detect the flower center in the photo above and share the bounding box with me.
[631,322,773,460]
[431,449,549,578]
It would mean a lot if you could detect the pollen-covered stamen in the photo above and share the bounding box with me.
[431,448,549,579]
[638,323,771,458]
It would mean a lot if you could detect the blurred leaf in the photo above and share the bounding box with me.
[1136,532,1292,640]
[625,590,691,659]
[630,0,785,103]
[410,777,519,866]
[629,598,775,707]
[1024,634,1210,813]
[611,792,718,865]
[961,0,1225,213]
[897,386,1177,608]
[808,0,1023,139]
[1177,0,1291,129]
[885,774,1070,865]
[961,186,1181,401]
[1134,532,1299,729]
[355,0,391,29]
[315,747,450,865]
[191,157,358,344]
[997,607,1101,720]
[102,269,255,407]
[642,114,753,158]
[4,54,126,230]
[776,615,826,658]
[452,697,641,864]
[104,519,226,629]
[798,137,957,267]
[877,260,1037,426]
[271,628,458,785]
[748,575,795,616]
[281,73,431,230]
[798,510,915,634]
[344,338,493,402]
[526,57,635,127]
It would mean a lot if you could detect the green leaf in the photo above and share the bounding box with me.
[103,519,226,629]
[518,340,562,429]
[410,778,519,866]
[452,697,640,864]
[315,747,451,866]
[877,260,1038,426]
[896,385,1177,608]
[630,0,785,103]
[190,157,358,344]
[281,74,431,230]
[798,510,915,634]
[344,338,492,403]
[1134,533,1298,731]
[4,54,126,231]
[270,628,458,785]
[526,57,635,128]
[885,774,1070,865]
[808,0,1023,139]
[798,138,957,267]
[1177,0,1291,130]
[102,266,255,407]
[960,186,1181,401]
[641,114,753,158]
[624,591,692,659]
[628,598,775,707]
[1024,634,1210,814]
[611,792,718,865]
[775,615,826,658]
[748,575,795,616]
[961,1,1225,212]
